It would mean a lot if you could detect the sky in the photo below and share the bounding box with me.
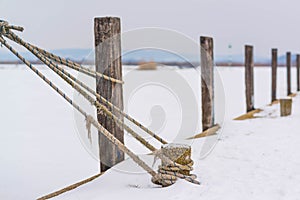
[1,0,300,57]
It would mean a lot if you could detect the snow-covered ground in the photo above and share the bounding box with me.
[56,99,300,200]
[0,65,299,199]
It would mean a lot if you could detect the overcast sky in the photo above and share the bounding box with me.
[1,0,300,57]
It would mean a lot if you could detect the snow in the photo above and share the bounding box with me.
[0,66,98,200]
[162,143,190,149]
[55,96,300,200]
[0,65,299,199]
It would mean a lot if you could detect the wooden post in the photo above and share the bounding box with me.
[200,36,214,131]
[280,98,292,117]
[245,45,255,112]
[94,17,124,172]
[297,54,300,91]
[287,52,292,95]
[271,48,277,102]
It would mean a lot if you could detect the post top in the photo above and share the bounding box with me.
[94,16,120,21]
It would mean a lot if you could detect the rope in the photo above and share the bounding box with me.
[27,38,199,186]
[6,30,155,152]
[153,162,199,186]
[37,173,103,200]
[5,31,168,146]
[32,44,124,84]
[0,35,160,183]
[0,21,200,187]
[85,115,93,144]
[0,20,122,84]
[6,31,166,152]
[151,149,200,186]
[42,49,167,144]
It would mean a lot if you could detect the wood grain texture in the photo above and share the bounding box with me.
[271,48,277,102]
[245,45,254,112]
[280,98,292,117]
[287,52,292,95]
[200,36,214,131]
[94,17,124,172]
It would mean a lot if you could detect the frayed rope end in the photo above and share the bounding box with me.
[85,115,93,144]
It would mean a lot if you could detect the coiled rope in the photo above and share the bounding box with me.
[151,148,200,186]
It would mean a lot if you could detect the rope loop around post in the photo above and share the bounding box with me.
[151,144,200,187]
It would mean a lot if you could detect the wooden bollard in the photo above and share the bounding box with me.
[280,98,292,117]
[161,144,191,175]
[287,52,292,95]
[200,36,215,131]
[94,17,124,172]
[297,54,300,91]
[271,48,278,102]
[245,45,255,112]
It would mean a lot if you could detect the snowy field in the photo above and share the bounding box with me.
[0,65,299,199]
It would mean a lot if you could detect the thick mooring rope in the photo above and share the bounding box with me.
[37,173,103,200]
[7,31,157,152]
[0,20,123,84]
[0,21,200,187]
[6,32,168,146]
[151,149,200,186]
[0,35,160,182]
[33,44,125,84]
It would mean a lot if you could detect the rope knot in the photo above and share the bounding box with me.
[0,20,24,36]
[151,145,200,187]
[0,20,8,36]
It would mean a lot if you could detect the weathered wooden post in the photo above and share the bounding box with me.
[245,45,255,112]
[271,48,277,102]
[287,52,292,95]
[200,36,214,131]
[297,54,300,91]
[94,17,124,172]
[280,98,292,117]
